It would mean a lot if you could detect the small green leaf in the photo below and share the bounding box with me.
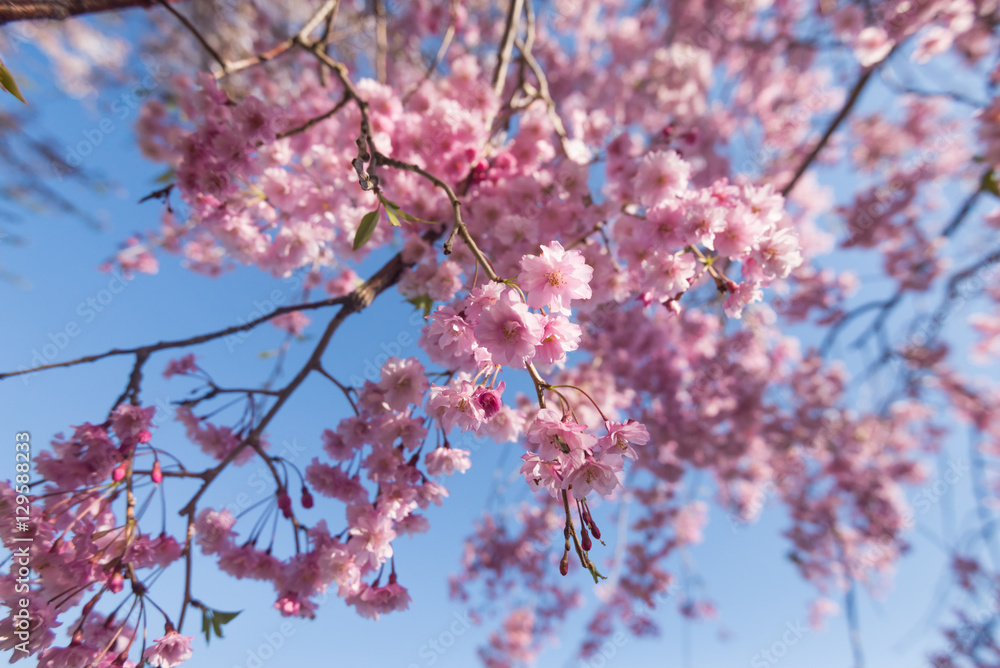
[0,58,27,104]
[154,168,175,184]
[212,609,242,625]
[353,209,380,250]
[258,349,276,359]
[406,294,434,318]
[982,170,1000,198]
[201,610,212,644]
[385,203,401,227]
[396,209,436,225]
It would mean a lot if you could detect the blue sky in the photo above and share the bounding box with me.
[1,12,996,668]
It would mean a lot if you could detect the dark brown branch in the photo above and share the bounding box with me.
[0,0,176,23]
[276,91,351,139]
[781,66,876,197]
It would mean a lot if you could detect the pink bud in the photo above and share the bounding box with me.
[151,460,163,484]
[109,571,124,594]
[301,487,314,509]
[559,553,569,576]
[112,463,128,482]
[138,430,152,444]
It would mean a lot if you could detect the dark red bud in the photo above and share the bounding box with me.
[559,552,569,576]
[581,527,592,552]
[590,521,602,541]
[277,492,292,518]
[301,487,314,509]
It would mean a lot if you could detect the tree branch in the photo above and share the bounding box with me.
[781,66,877,197]
[0,294,349,381]
[0,0,176,23]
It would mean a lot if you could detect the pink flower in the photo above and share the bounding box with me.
[674,501,708,544]
[634,149,690,206]
[535,315,582,366]
[724,280,763,319]
[427,380,486,432]
[194,508,236,555]
[853,26,893,67]
[425,447,472,476]
[526,409,596,469]
[347,505,396,569]
[354,578,412,619]
[271,311,310,335]
[473,381,505,419]
[326,268,360,296]
[143,631,193,667]
[520,452,563,496]
[421,304,479,367]
[111,404,156,449]
[363,443,405,483]
[377,357,429,410]
[599,419,649,463]
[163,354,197,378]
[564,456,621,498]
[464,282,507,320]
[322,428,357,461]
[519,242,594,314]
[274,592,316,619]
[480,405,525,443]
[473,290,544,368]
[305,459,369,504]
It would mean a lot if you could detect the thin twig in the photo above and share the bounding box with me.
[0,295,350,381]
[156,0,228,74]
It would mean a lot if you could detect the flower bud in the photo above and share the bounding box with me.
[151,460,163,484]
[559,552,569,576]
[277,491,293,518]
[301,487,314,509]
[109,571,124,594]
[112,462,128,482]
[581,526,592,552]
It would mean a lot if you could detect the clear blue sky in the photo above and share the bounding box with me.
[1,13,993,668]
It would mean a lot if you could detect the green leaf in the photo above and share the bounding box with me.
[0,58,27,104]
[202,608,240,643]
[353,209,380,250]
[384,203,401,227]
[982,170,1000,198]
[406,294,434,318]
[395,209,436,225]
[212,609,242,625]
[154,168,176,184]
